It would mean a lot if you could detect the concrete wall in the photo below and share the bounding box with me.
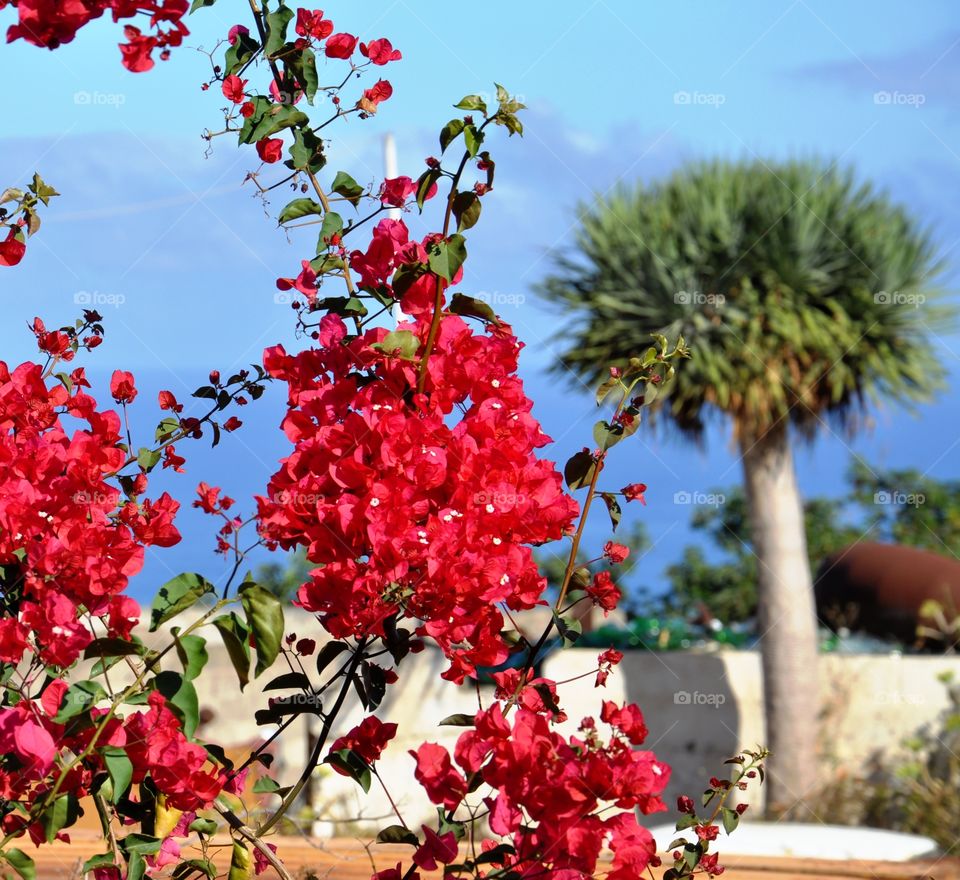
[146,616,960,831]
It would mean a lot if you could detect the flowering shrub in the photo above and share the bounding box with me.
[2,0,188,70]
[0,3,766,880]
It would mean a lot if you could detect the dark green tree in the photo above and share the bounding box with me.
[537,158,952,813]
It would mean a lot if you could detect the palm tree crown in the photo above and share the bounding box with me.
[538,158,952,440]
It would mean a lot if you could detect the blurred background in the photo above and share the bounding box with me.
[3,0,960,859]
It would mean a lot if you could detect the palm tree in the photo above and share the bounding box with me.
[537,158,953,816]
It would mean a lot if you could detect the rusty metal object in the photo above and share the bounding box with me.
[814,542,960,646]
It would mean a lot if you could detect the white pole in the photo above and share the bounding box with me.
[384,133,408,325]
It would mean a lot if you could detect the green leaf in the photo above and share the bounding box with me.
[596,375,621,405]
[324,749,371,792]
[428,234,467,282]
[54,680,107,723]
[564,450,597,491]
[415,168,441,211]
[155,416,180,442]
[452,191,482,232]
[376,825,419,846]
[438,713,475,727]
[128,853,147,880]
[154,671,200,738]
[318,211,344,246]
[372,329,420,360]
[102,747,133,803]
[229,842,251,880]
[439,118,465,153]
[3,849,35,880]
[189,817,219,836]
[593,419,625,451]
[463,124,484,157]
[189,0,216,10]
[40,794,81,843]
[29,173,59,204]
[149,572,214,632]
[449,293,499,325]
[331,171,364,206]
[288,47,319,103]
[174,632,209,682]
[278,198,323,224]
[721,807,740,834]
[137,447,161,472]
[223,30,259,76]
[81,854,117,875]
[83,638,146,660]
[264,3,293,57]
[213,612,251,690]
[239,96,309,145]
[0,187,24,205]
[600,492,622,532]
[172,859,217,880]
[288,126,325,173]
[454,95,488,115]
[120,834,162,857]
[252,776,281,794]
[264,671,311,691]
[361,662,387,710]
[315,640,349,675]
[552,609,582,647]
[239,582,284,677]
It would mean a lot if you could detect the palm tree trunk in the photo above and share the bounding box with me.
[739,420,819,818]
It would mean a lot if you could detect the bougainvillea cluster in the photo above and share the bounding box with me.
[0,5,763,880]
[410,695,669,879]
[257,293,579,682]
[2,0,188,70]
[0,314,237,848]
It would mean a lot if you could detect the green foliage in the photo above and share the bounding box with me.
[255,549,311,600]
[662,460,960,626]
[537,159,954,441]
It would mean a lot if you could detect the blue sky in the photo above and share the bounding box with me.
[2,0,959,601]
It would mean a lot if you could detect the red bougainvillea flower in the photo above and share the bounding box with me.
[295,8,332,40]
[360,37,401,65]
[407,698,668,879]
[221,73,247,104]
[596,647,624,687]
[379,176,416,207]
[622,482,647,504]
[275,260,318,302]
[119,25,158,72]
[603,540,629,564]
[110,369,137,403]
[227,23,249,44]
[0,229,26,267]
[586,570,621,612]
[358,78,393,113]
[256,137,284,164]
[330,715,397,769]
[324,32,357,58]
